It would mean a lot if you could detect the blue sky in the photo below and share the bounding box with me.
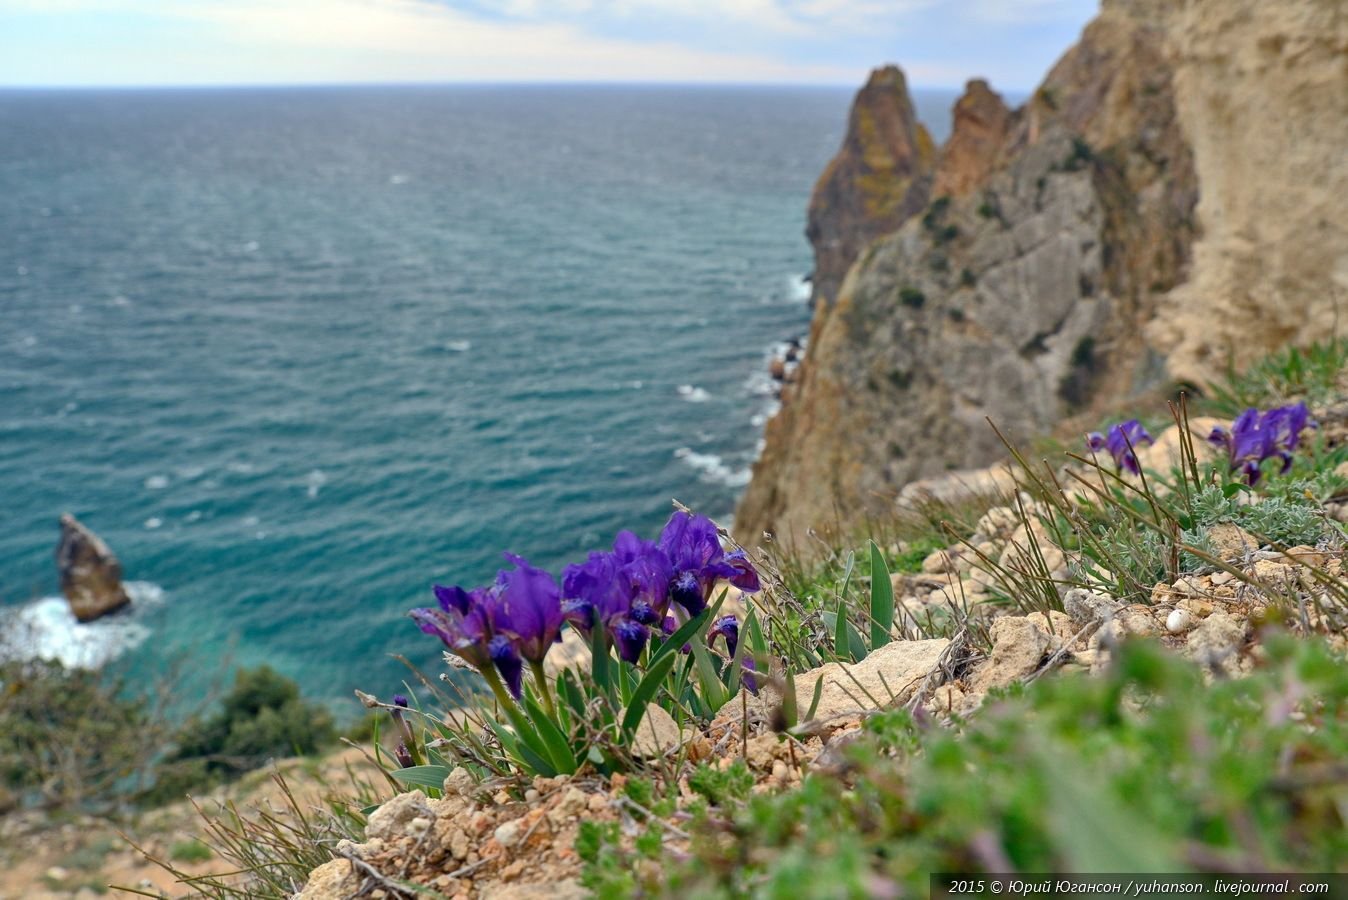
[0,0,1098,90]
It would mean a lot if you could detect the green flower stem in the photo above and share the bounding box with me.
[478,664,516,711]
[528,659,557,717]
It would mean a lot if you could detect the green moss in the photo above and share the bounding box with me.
[170,840,214,864]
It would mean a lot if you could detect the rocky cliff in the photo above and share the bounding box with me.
[738,0,1347,548]
[805,65,935,309]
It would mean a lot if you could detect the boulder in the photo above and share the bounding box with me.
[968,616,1052,693]
[56,513,131,623]
[727,638,949,725]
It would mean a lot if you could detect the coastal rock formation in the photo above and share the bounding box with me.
[931,80,1011,199]
[56,513,131,622]
[738,0,1345,547]
[805,65,935,308]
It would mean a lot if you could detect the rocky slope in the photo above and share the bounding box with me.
[737,0,1347,548]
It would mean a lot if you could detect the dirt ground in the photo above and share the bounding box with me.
[0,747,384,899]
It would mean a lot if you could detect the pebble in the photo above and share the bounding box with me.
[443,766,475,797]
[1166,609,1194,634]
[494,819,523,848]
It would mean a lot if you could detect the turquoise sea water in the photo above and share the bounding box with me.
[0,85,959,708]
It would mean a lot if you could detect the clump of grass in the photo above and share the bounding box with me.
[120,762,384,900]
[1203,338,1348,418]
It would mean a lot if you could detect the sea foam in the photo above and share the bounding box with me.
[1,582,165,670]
[674,447,752,488]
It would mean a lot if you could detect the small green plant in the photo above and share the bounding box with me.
[1204,338,1348,418]
[169,839,213,863]
[688,759,755,806]
[899,286,925,308]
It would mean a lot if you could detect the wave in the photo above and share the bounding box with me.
[677,384,711,403]
[674,447,751,488]
[0,581,165,670]
[303,468,328,499]
[787,273,812,303]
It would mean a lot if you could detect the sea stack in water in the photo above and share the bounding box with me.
[56,513,132,622]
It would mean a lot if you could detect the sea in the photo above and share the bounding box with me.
[0,84,962,712]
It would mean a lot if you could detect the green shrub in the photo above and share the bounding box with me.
[899,287,925,309]
[147,665,336,804]
[0,658,168,811]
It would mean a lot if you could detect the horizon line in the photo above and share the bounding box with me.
[0,77,1036,95]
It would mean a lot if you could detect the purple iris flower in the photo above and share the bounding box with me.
[1085,419,1153,475]
[561,532,672,663]
[708,614,758,695]
[1208,403,1315,484]
[611,618,651,664]
[488,634,524,698]
[412,554,563,700]
[495,553,563,664]
[410,586,496,672]
[658,512,762,616]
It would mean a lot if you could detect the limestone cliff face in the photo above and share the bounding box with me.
[806,66,935,308]
[737,0,1348,546]
[1144,0,1348,385]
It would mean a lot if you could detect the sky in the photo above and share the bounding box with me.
[0,0,1099,91]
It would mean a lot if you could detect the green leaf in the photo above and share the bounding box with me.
[487,716,554,776]
[839,550,856,597]
[620,649,682,735]
[869,540,894,650]
[589,623,612,698]
[781,668,799,729]
[690,640,726,712]
[832,602,849,662]
[499,703,562,776]
[745,607,767,657]
[523,693,579,774]
[805,672,825,722]
[557,670,587,718]
[389,764,451,791]
[651,609,710,667]
[845,618,868,662]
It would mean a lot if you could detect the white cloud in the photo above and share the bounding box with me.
[0,0,865,85]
